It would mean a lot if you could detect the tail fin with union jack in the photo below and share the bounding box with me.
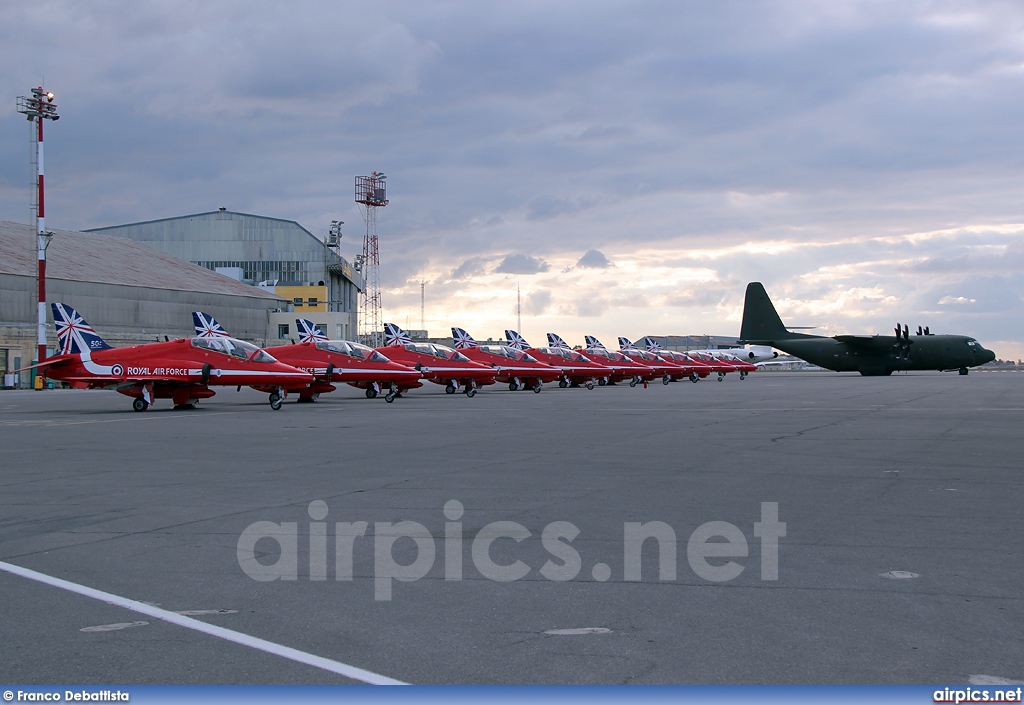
[296,319,328,343]
[52,303,112,355]
[547,333,571,350]
[192,312,230,338]
[451,327,478,349]
[384,323,412,346]
[504,330,531,351]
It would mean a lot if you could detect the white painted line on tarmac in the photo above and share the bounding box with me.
[0,560,408,685]
[81,620,149,632]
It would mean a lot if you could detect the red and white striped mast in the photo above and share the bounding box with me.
[17,87,59,370]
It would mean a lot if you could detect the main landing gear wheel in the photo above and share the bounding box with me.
[598,378,607,386]
[533,384,542,393]
[132,398,148,412]
[269,393,283,410]
[558,379,568,389]
[466,388,477,398]
[663,374,671,385]
[629,378,638,388]
[385,391,397,403]
[365,387,378,399]
[508,381,519,391]
[445,383,456,394]
[586,380,595,390]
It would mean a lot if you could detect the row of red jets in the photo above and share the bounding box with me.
[26,304,756,412]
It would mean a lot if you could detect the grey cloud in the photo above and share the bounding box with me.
[575,249,613,269]
[447,256,491,281]
[494,254,550,274]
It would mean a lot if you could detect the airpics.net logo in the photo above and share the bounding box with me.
[236,501,785,601]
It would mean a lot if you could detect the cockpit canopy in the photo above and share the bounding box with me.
[537,346,591,362]
[191,336,278,363]
[479,344,539,362]
[404,342,472,362]
[315,340,391,362]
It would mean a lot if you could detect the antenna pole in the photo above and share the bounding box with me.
[355,173,388,347]
[17,87,59,374]
[517,283,522,334]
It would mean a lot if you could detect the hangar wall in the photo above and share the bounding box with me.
[0,221,287,387]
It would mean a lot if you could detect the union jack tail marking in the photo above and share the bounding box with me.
[296,318,328,343]
[641,336,663,352]
[192,311,230,338]
[584,335,605,349]
[618,337,639,353]
[547,333,571,350]
[384,323,412,346]
[504,330,531,351]
[52,303,112,355]
[451,327,478,349]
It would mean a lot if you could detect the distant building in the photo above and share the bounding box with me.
[0,220,286,387]
[86,210,364,344]
[646,335,742,350]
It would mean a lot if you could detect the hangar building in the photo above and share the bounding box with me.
[86,210,364,344]
[0,220,286,387]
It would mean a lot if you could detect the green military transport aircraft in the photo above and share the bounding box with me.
[738,282,996,376]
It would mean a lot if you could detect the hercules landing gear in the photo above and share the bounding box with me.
[132,398,149,412]
[959,367,969,375]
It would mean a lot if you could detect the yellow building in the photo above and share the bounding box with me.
[275,284,327,313]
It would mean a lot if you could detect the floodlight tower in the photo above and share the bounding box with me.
[355,172,388,347]
[16,87,59,371]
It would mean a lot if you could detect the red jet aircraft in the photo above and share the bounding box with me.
[503,330,610,390]
[33,303,312,411]
[378,323,497,397]
[577,334,656,387]
[192,314,423,403]
[686,350,741,381]
[616,337,692,384]
[638,337,709,382]
[451,327,561,392]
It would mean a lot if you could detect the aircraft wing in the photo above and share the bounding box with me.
[833,335,909,349]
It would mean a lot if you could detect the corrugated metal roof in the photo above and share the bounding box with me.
[0,220,284,301]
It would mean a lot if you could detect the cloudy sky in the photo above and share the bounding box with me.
[3,1,1024,358]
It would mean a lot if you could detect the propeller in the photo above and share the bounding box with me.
[893,323,912,360]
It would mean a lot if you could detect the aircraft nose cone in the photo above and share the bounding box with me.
[982,348,996,364]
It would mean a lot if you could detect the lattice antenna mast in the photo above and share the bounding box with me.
[355,172,388,347]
